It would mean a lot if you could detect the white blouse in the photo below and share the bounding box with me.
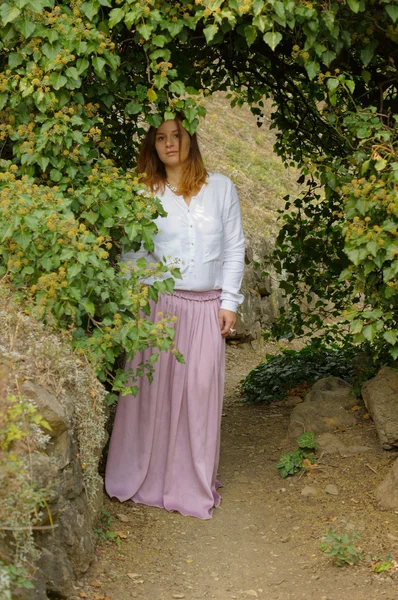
[122,172,245,313]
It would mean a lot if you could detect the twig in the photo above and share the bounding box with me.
[0,525,58,531]
[365,463,377,474]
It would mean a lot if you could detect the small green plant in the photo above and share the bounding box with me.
[372,554,395,573]
[93,508,122,548]
[241,345,361,404]
[320,529,363,567]
[277,432,318,478]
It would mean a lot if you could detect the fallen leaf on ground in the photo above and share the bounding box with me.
[89,579,102,587]
[114,531,128,539]
[78,594,88,599]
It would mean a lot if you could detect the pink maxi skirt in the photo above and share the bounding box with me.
[105,289,226,520]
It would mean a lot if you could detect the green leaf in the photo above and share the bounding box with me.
[16,19,36,38]
[390,346,398,360]
[92,56,106,75]
[362,323,377,342]
[263,31,282,51]
[0,4,21,25]
[76,58,89,75]
[37,156,49,171]
[322,50,336,66]
[204,23,219,43]
[81,1,100,20]
[361,40,379,66]
[50,168,63,182]
[244,25,257,47]
[14,230,30,251]
[108,7,125,28]
[0,93,7,110]
[385,4,398,22]
[327,78,339,92]
[83,300,95,315]
[305,60,319,80]
[8,52,23,68]
[137,23,153,40]
[169,80,185,95]
[49,72,67,90]
[125,100,142,115]
[347,0,360,13]
[383,330,398,345]
[152,34,168,47]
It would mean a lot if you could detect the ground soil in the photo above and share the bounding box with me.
[76,343,398,600]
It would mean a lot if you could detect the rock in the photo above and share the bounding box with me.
[301,486,317,497]
[22,381,69,437]
[288,399,356,438]
[316,433,370,456]
[235,236,282,342]
[362,367,398,449]
[375,457,398,510]
[116,513,130,523]
[305,376,357,409]
[325,484,339,496]
[284,396,303,407]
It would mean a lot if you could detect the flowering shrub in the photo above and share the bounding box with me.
[0,163,182,388]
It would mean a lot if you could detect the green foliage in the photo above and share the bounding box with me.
[0,0,397,378]
[0,382,52,592]
[276,432,318,478]
[373,558,394,573]
[93,508,122,548]
[320,529,363,567]
[0,164,183,389]
[297,431,317,450]
[241,345,358,404]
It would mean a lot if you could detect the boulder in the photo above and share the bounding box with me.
[288,399,356,438]
[305,376,357,409]
[362,367,398,449]
[21,382,69,437]
[375,458,398,510]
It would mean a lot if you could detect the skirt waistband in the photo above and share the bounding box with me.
[169,289,221,302]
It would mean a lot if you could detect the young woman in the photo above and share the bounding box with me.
[105,115,245,519]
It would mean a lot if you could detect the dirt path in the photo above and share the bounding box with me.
[76,344,398,600]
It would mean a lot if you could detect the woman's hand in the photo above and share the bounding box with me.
[218,309,237,338]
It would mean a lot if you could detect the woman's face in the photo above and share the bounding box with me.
[154,119,191,168]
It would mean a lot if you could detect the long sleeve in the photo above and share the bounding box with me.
[220,182,245,312]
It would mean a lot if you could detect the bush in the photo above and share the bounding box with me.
[0,164,183,393]
[241,345,360,404]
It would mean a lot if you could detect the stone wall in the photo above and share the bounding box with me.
[0,293,107,600]
[234,234,282,344]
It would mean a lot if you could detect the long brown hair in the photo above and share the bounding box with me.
[136,114,208,197]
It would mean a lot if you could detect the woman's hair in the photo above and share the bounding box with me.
[136,114,208,197]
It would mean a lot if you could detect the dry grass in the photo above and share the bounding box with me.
[198,93,300,241]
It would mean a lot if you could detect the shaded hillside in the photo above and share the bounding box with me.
[199,93,300,240]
